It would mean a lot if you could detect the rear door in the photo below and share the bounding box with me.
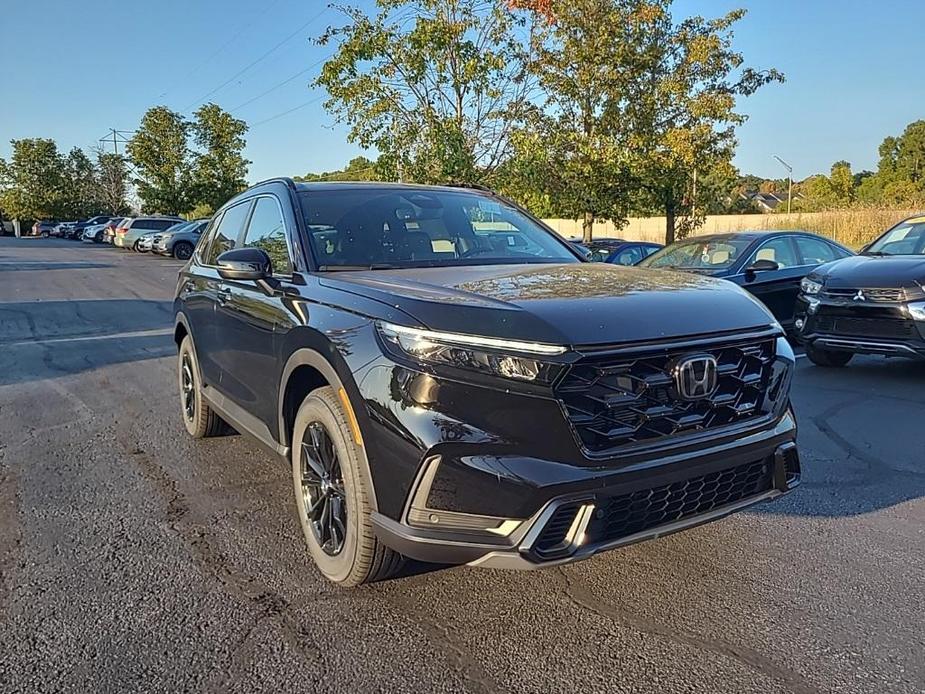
[737,236,803,327]
[212,195,295,425]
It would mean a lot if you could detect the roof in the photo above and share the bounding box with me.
[290,180,495,195]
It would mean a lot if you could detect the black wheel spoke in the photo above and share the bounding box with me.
[301,442,325,480]
[298,420,349,556]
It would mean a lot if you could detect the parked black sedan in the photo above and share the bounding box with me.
[638,231,853,330]
[570,238,663,265]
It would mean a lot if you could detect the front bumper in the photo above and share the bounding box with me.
[371,414,799,569]
[794,295,925,359]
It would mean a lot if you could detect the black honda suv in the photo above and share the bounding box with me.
[795,214,925,366]
[174,179,800,586]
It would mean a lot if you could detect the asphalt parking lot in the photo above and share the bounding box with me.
[1,237,923,694]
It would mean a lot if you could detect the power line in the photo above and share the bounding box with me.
[156,0,285,102]
[180,7,329,113]
[229,53,331,114]
[249,94,326,129]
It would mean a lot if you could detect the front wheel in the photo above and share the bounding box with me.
[291,387,403,586]
[173,241,194,260]
[806,344,853,367]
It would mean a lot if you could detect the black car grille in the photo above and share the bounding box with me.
[822,287,905,302]
[583,460,773,546]
[556,337,776,454]
[814,316,914,339]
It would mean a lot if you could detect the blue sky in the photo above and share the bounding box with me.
[1,0,923,183]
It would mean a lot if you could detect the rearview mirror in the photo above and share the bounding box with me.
[216,247,272,281]
[745,258,780,273]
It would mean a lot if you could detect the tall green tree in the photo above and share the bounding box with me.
[0,138,69,220]
[63,147,100,218]
[127,106,196,215]
[506,0,647,241]
[626,5,783,243]
[191,103,250,213]
[316,0,536,185]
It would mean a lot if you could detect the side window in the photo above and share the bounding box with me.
[197,213,224,261]
[241,197,293,275]
[204,202,251,265]
[794,236,842,264]
[749,237,798,268]
[643,245,660,258]
[152,219,177,231]
[612,246,645,265]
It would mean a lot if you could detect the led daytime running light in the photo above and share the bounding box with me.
[379,322,567,355]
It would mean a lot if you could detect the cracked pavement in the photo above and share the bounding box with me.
[1,238,923,693]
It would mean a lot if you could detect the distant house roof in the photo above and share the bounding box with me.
[740,191,803,212]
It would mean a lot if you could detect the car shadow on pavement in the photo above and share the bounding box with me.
[0,299,176,386]
[0,261,115,272]
[755,358,925,518]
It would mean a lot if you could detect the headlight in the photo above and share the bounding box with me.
[377,322,566,384]
[800,277,823,295]
[906,301,925,322]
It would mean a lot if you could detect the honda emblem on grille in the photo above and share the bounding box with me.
[853,289,866,301]
[673,354,719,401]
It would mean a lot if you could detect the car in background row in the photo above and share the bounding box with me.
[70,216,115,240]
[795,214,925,366]
[31,221,57,237]
[638,230,853,331]
[114,216,184,250]
[571,238,663,265]
[154,219,209,259]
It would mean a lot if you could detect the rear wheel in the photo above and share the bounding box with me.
[173,241,194,260]
[292,387,403,586]
[133,240,142,252]
[177,336,227,437]
[806,344,853,367]
[95,231,103,243]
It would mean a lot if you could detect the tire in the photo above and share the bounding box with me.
[291,386,403,586]
[806,344,853,367]
[177,336,227,438]
[41,231,49,238]
[95,231,103,243]
[132,240,141,252]
[173,241,194,261]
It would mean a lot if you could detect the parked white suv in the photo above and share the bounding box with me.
[114,216,184,250]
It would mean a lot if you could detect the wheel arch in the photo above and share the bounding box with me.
[279,346,379,511]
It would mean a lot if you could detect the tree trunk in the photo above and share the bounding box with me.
[665,204,676,246]
[582,211,594,243]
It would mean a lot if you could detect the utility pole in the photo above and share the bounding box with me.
[99,129,134,155]
[773,155,793,214]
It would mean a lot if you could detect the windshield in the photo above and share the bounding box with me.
[298,188,579,269]
[865,220,925,255]
[640,237,753,270]
[165,221,195,234]
[584,243,620,262]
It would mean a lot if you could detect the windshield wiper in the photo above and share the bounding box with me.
[317,263,399,271]
[864,251,891,256]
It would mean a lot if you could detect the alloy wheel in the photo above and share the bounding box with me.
[181,354,195,421]
[174,243,193,260]
[300,422,348,556]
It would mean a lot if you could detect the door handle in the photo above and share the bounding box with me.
[217,285,232,304]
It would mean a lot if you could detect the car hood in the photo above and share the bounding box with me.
[318,263,777,346]
[813,255,925,289]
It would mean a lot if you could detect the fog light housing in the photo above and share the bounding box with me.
[794,318,805,330]
[907,301,925,322]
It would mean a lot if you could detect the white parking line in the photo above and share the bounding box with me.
[2,327,173,347]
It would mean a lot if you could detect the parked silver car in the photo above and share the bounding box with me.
[154,219,209,260]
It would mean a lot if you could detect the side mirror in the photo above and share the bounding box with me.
[216,247,272,281]
[745,258,780,273]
